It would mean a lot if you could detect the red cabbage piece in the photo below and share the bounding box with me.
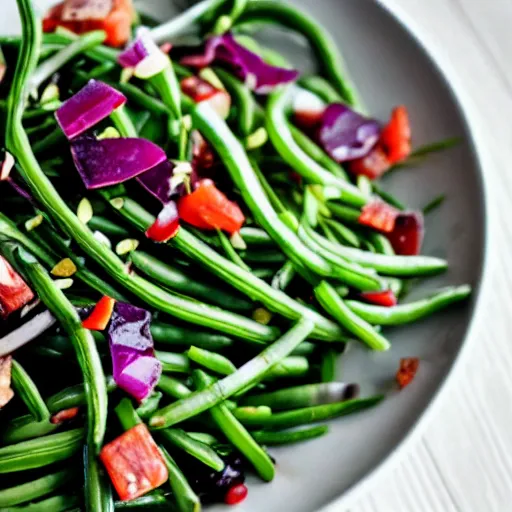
[108,302,162,402]
[181,33,299,94]
[137,160,176,203]
[387,212,425,255]
[71,135,167,189]
[318,103,381,162]
[118,33,153,68]
[56,80,126,140]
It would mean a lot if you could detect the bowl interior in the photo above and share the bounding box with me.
[1,1,485,511]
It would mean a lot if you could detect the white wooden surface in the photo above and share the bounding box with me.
[342,1,512,511]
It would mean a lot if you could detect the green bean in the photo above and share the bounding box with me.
[291,341,316,357]
[252,267,275,280]
[214,67,256,136]
[150,319,314,428]
[110,197,343,341]
[239,1,361,106]
[108,81,171,116]
[187,432,219,446]
[241,382,359,410]
[84,443,115,512]
[136,392,163,420]
[320,349,338,382]
[240,396,383,429]
[15,250,107,452]
[115,398,143,431]
[157,375,192,400]
[327,202,361,224]
[47,377,117,414]
[26,117,56,136]
[32,127,66,154]
[0,469,76,508]
[371,184,406,211]
[188,346,237,375]
[160,447,201,512]
[241,249,286,265]
[30,31,107,93]
[315,281,390,351]
[320,218,360,248]
[366,231,395,256]
[1,416,58,445]
[266,89,365,206]
[114,493,168,509]
[2,494,80,512]
[410,137,461,158]
[239,226,273,246]
[271,260,296,291]
[265,356,309,379]
[160,428,225,471]
[232,406,272,422]
[156,351,191,374]
[151,321,234,351]
[194,370,275,481]
[11,359,50,422]
[298,75,343,104]
[288,122,348,180]
[217,228,252,271]
[191,103,342,279]
[252,425,329,445]
[0,428,84,473]
[346,285,471,325]
[422,194,446,214]
[307,228,448,276]
[88,216,131,238]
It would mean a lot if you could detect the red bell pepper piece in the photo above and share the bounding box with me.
[396,357,419,389]
[50,407,80,424]
[358,201,399,233]
[360,289,397,307]
[348,145,391,180]
[43,0,136,48]
[181,76,231,119]
[0,255,34,319]
[145,201,180,242]
[178,179,245,235]
[380,106,411,165]
[82,296,116,331]
[225,483,249,505]
[0,356,14,408]
[387,212,424,255]
[100,423,168,501]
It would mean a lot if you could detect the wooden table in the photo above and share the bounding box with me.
[340,1,512,511]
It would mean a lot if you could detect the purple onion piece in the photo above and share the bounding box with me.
[181,32,299,94]
[137,160,176,203]
[118,34,152,68]
[56,80,126,140]
[70,135,167,189]
[318,103,381,162]
[108,302,154,352]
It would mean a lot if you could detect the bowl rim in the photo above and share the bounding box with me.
[319,1,490,510]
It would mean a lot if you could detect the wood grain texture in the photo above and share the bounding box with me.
[342,1,512,511]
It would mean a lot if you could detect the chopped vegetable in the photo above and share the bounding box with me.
[181,75,231,119]
[56,80,127,140]
[108,302,162,401]
[0,255,34,318]
[396,357,419,389]
[178,179,245,234]
[358,201,399,233]
[318,103,380,162]
[43,0,136,47]
[145,201,180,242]
[224,483,248,505]
[71,135,167,189]
[380,106,411,164]
[360,290,397,307]
[51,258,77,277]
[50,407,80,424]
[348,145,392,180]
[138,160,177,204]
[0,151,15,181]
[181,32,299,94]
[387,212,424,256]
[82,296,116,331]
[0,356,14,408]
[24,214,44,232]
[100,423,168,500]
[77,198,94,224]
[292,88,325,130]
[0,45,5,85]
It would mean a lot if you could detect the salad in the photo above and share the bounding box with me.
[0,0,470,510]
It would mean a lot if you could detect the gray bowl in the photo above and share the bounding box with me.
[1,0,486,510]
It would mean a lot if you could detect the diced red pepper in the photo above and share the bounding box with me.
[100,423,168,501]
[387,212,424,256]
[0,255,34,319]
[0,356,14,408]
[181,76,231,119]
[43,0,136,48]
[178,179,245,235]
[145,201,180,242]
[51,407,80,424]
[348,145,391,180]
[360,290,397,307]
[396,357,419,389]
[225,483,249,505]
[358,201,399,233]
[380,106,411,165]
[82,296,116,331]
